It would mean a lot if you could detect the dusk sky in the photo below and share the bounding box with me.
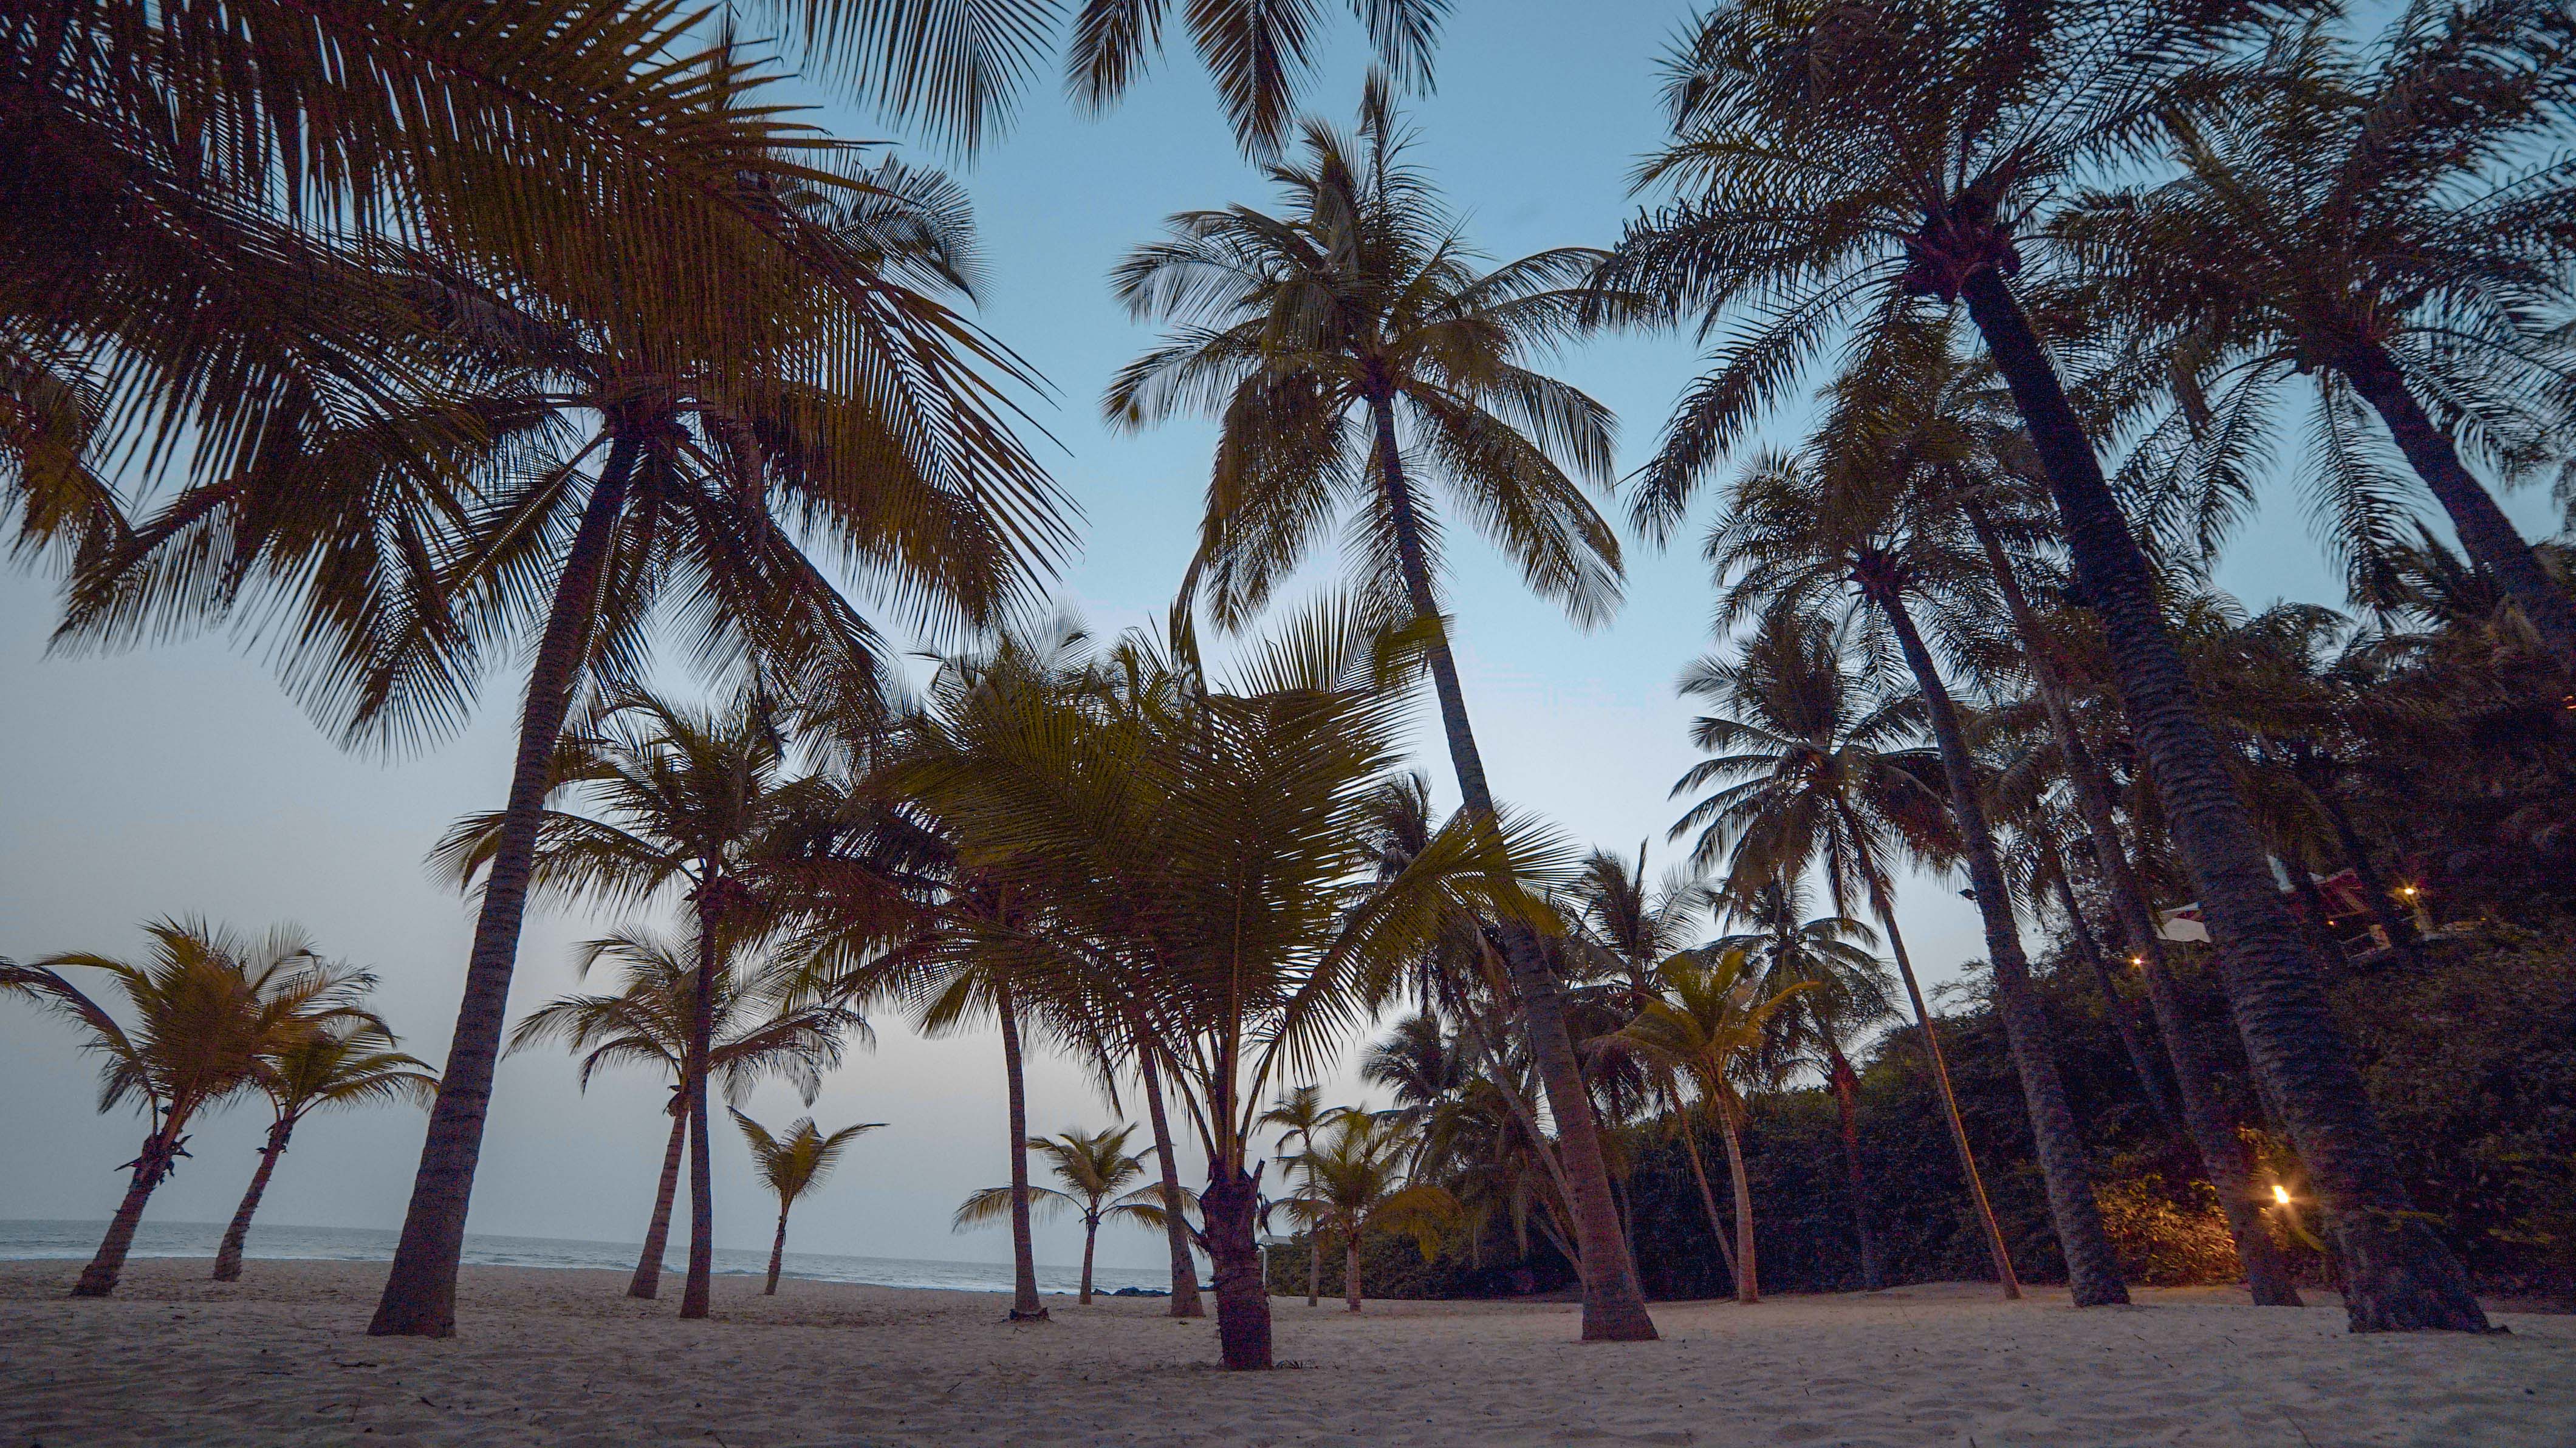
[2,0,2553,1277]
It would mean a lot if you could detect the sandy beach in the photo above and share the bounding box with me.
[2,1260,2567,1446]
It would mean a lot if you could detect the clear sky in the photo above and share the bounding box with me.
[2,1,2561,1277]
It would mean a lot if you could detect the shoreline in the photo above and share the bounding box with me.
[5,1258,2571,1446]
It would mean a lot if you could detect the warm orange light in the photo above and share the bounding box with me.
[2401,886,2417,896]
[2271,1185,2292,1207]
[2128,955,2143,968]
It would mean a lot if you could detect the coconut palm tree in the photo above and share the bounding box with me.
[1704,432,2129,1304]
[1710,878,1897,1289]
[1258,1087,1351,1305]
[1,921,377,1296]
[211,1023,437,1282]
[1671,606,2023,1296]
[1109,89,1656,1344]
[957,1124,1166,1305]
[1273,1111,1456,1311]
[1605,0,2487,1332]
[505,931,865,1299]
[2055,0,2576,665]
[735,1110,882,1295]
[1615,947,1807,1303]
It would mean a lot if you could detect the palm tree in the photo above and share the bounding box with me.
[1259,1087,1351,1306]
[1705,432,2128,1304]
[1615,948,1807,1303]
[1603,0,2487,1333]
[1671,607,2022,1296]
[439,684,853,1320]
[1274,1112,1456,1311]
[1109,89,1656,1345]
[212,1023,436,1282]
[735,1110,882,1296]
[505,931,865,1299]
[957,1124,1165,1305]
[1,920,376,1296]
[2056,0,2576,665]
[1710,879,1897,1289]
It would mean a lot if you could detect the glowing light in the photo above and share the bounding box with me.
[2401,886,2417,896]
[2272,1185,2292,1207]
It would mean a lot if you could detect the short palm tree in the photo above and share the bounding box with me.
[1606,0,2487,1331]
[1109,90,1654,1344]
[1274,1111,1456,1312]
[506,930,865,1300]
[1671,606,2021,1295]
[211,1023,436,1282]
[2057,0,2576,665]
[735,1110,883,1296]
[1259,1087,1350,1305]
[1615,948,1806,1303]
[957,1124,1165,1305]
[1,920,377,1297]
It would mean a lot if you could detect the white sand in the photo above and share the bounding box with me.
[2,1259,2567,1446]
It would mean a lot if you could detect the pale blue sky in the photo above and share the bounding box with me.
[2,2,2560,1276]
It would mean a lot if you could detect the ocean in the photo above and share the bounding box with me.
[0,1220,1175,1296]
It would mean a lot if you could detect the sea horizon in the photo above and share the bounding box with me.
[0,1219,1173,1297]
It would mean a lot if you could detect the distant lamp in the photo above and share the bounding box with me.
[2271,1184,2292,1207]
[2128,954,2144,968]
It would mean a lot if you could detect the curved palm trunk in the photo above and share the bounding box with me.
[76,1125,183,1297]
[1826,1048,1883,1290]
[1962,268,2484,1331]
[1717,1112,1758,1304]
[1132,1038,1204,1317]
[1201,1160,1272,1369]
[1873,586,2128,1305]
[2054,876,2182,1132]
[1079,1215,1098,1305]
[1344,1231,1363,1312]
[765,1203,789,1295]
[1971,505,2301,1307]
[1369,391,1657,1344]
[1674,1110,1740,1291]
[213,1118,294,1282]
[629,1104,688,1299]
[2338,341,2576,669]
[372,437,639,1337]
[680,889,720,1321]
[995,983,1047,1321]
[1862,872,2020,1298]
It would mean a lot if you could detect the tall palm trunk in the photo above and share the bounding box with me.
[1368,389,1657,1344]
[1674,1108,1740,1291]
[1201,1159,1271,1368]
[2337,341,2576,669]
[1872,584,2128,1305]
[1307,1237,1323,1306]
[77,1125,183,1297]
[629,1102,687,1299]
[1855,862,2019,1297]
[1716,1112,1758,1303]
[212,1118,293,1282]
[1079,1215,1098,1305]
[764,1204,789,1295]
[1961,267,2485,1331]
[2310,784,2426,969]
[995,982,1047,1321]
[1131,1035,1204,1317]
[1826,1048,1883,1289]
[680,886,719,1320]
[1967,504,2301,1306]
[372,437,639,1337]
[2054,876,2182,1132]
[1344,1230,1364,1312]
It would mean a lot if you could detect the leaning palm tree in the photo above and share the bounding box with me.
[956,1124,1164,1305]
[1258,1087,1351,1306]
[1,920,376,1297]
[505,931,865,1299]
[1671,607,2022,1296]
[735,1110,883,1295]
[1615,947,1807,1304]
[211,1022,436,1282]
[1109,88,1656,1344]
[1601,0,2487,1334]
[1273,1111,1456,1312]
[2057,0,2576,664]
